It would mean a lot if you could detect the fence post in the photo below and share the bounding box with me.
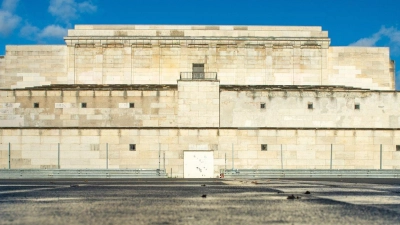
[163,151,165,171]
[58,143,60,169]
[106,143,108,169]
[159,143,161,170]
[225,153,226,171]
[380,144,382,170]
[281,144,283,170]
[8,143,10,169]
[330,144,332,170]
[232,144,234,170]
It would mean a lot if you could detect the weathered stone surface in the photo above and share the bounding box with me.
[0,25,393,90]
[0,25,397,177]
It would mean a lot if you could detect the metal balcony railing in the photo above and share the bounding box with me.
[180,72,217,80]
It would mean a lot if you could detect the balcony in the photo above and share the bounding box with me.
[180,72,218,81]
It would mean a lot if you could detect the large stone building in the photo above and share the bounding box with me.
[0,25,398,178]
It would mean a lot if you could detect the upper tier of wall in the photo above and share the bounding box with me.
[0,25,394,90]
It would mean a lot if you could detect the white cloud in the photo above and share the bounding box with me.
[20,24,67,41]
[18,0,96,43]
[19,23,39,40]
[0,0,20,36]
[350,33,381,47]
[48,0,96,24]
[2,0,19,11]
[350,26,400,53]
[78,1,97,13]
[38,25,67,39]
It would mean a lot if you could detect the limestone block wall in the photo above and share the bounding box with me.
[64,42,395,89]
[0,89,178,127]
[74,46,102,84]
[1,128,400,176]
[68,25,329,40]
[0,25,392,90]
[2,86,400,128]
[131,44,161,84]
[73,45,132,84]
[1,46,67,89]
[327,47,393,90]
[220,90,400,128]
[0,56,5,87]
[67,41,330,87]
[178,81,219,127]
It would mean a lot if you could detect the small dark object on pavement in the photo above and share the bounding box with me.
[287,195,295,199]
[201,184,206,187]
[296,196,301,199]
[277,191,284,194]
[201,194,207,198]
[305,191,311,194]
[70,184,79,187]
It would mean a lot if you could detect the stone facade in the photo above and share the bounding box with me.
[0,25,394,90]
[1,86,399,129]
[0,25,398,177]
[1,128,400,173]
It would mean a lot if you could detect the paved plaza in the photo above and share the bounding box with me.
[1,179,400,224]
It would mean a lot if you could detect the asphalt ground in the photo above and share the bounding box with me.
[1,178,400,224]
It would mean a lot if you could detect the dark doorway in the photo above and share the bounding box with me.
[192,63,204,79]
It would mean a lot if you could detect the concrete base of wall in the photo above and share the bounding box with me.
[0,169,168,179]
[222,169,400,179]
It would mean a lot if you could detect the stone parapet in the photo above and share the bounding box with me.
[67,25,329,39]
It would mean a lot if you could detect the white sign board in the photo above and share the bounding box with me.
[184,151,214,178]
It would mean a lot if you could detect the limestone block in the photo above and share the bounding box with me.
[40,136,60,144]
[21,136,40,144]
[373,136,393,145]
[238,150,257,159]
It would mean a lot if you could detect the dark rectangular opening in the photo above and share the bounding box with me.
[129,103,135,108]
[396,145,400,151]
[81,102,87,108]
[260,103,266,109]
[192,63,204,79]
[129,144,136,151]
[33,103,39,108]
[261,144,268,151]
[308,103,313,109]
[355,104,360,110]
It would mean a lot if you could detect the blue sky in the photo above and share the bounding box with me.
[0,0,399,88]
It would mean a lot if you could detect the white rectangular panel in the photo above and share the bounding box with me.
[184,151,214,178]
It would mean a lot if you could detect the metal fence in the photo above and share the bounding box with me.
[221,169,400,179]
[180,72,217,80]
[0,169,168,179]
